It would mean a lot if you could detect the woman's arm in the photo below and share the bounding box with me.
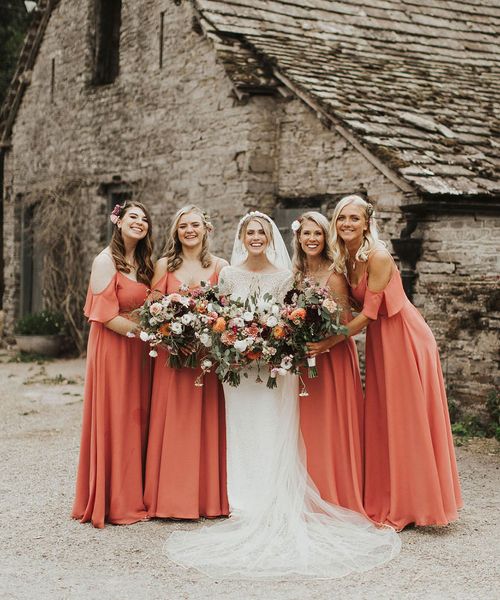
[307,251,393,356]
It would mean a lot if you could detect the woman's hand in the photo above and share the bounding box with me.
[307,335,343,357]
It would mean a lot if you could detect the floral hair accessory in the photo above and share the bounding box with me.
[291,220,301,232]
[366,203,374,218]
[110,202,125,225]
[203,212,214,232]
[237,210,272,236]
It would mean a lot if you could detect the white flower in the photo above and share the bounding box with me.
[139,331,151,342]
[149,349,158,358]
[266,315,278,328]
[281,356,293,370]
[207,302,214,312]
[291,220,301,232]
[181,313,194,325]
[230,317,245,328]
[170,322,183,335]
[201,358,213,370]
[271,304,280,316]
[179,296,190,307]
[243,311,254,322]
[149,302,163,316]
[234,339,248,353]
[199,333,212,347]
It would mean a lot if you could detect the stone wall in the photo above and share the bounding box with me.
[413,213,499,415]
[2,0,498,417]
[2,0,279,328]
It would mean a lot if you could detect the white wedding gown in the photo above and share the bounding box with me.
[164,267,401,579]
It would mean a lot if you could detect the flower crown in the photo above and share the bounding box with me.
[366,203,375,217]
[202,211,214,232]
[110,202,126,224]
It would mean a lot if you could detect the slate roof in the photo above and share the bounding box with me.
[195,0,500,198]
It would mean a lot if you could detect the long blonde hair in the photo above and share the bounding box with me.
[163,205,213,271]
[330,195,383,274]
[291,211,333,279]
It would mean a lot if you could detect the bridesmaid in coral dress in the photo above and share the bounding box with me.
[291,212,365,514]
[72,201,154,528]
[309,195,462,530]
[144,205,229,519]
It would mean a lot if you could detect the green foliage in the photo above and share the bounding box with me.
[449,389,500,442]
[0,3,31,106]
[14,310,66,335]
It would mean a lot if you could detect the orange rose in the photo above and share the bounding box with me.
[272,325,286,339]
[158,323,171,336]
[289,308,306,321]
[245,349,262,361]
[212,317,227,333]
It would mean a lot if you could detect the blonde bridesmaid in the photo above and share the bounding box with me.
[292,212,365,514]
[309,195,462,530]
[72,201,154,528]
[144,205,229,519]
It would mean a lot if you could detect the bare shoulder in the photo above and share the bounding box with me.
[152,257,169,284]
[368,246,393,271]
[90,249,117,293]
[212,255,229,272]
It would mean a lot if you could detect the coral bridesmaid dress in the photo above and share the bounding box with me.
[300,340,365,514]
[143,269,228,519]
[72,272,152,528]
[351,267,462,529]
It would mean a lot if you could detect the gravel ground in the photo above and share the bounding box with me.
[0,353,498,600]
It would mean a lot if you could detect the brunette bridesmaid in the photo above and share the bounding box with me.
[72,201,154,528]
[144,205,229,519]
[292,212,365,514]
[309,195,462,530]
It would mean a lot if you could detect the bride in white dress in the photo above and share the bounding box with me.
[164,212,401,579]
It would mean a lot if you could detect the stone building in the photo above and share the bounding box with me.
[0,0,498,415]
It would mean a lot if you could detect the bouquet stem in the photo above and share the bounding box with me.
[266,375,278,389]
[307,356,318,378]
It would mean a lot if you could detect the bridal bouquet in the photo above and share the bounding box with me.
[282,279,348,378]
[198,288,287,387]
[138,285,203,368]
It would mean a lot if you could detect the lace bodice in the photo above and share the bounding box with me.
[219,266,292,303]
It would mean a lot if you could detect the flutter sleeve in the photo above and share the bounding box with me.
[361,270,406,321]
[83,275,120,323]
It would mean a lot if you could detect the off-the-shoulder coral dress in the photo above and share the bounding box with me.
[72,272,152,528]
[351,267,462,529]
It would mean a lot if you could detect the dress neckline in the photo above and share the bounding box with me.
[117,271,144,285]
[231,266,289,276]
[170,269,218,289]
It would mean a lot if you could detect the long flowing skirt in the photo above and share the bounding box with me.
[164,370,400,579]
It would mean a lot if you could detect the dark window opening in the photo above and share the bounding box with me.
[93,0,122,85]
[98,182,132,242]
[20,201,44,316]
[50,58,55,102]
[159,11,165,69]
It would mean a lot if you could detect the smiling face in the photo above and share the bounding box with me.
[176,211,206,250]
[299,218,325,258]
[242,218,269,257]
[335,203,368,246]
[118,206,149,241]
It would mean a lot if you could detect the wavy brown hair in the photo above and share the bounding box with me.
[110,201,154,285]
[163,205,213,272]
[291,211,333,281]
